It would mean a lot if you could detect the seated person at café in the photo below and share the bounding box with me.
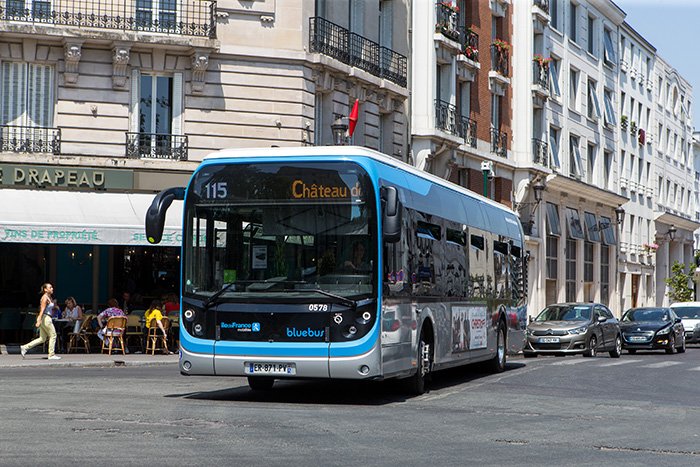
[163,293,179,313]
[144,300,169,339]
[63,297,84,333]
[96,299,126,341]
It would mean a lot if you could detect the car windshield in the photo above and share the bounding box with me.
[622,308,668,322]
[672,306,700,319]
[535,305,591,322]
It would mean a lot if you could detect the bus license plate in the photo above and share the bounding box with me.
[538,337,560,343]
[245,362,296,375]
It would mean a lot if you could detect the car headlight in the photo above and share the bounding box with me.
[656,326,671,336]
[568,326,588,335]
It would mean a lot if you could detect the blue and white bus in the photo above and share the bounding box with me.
[146,146,527,393]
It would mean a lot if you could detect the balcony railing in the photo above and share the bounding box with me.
[457,115,477,148]
[126,132,188,160]
[1,124,61,154]
[491,43,509,76]
[533,60,550,89]
[532,138,548,167]
[491,128,507,157]
[309,16,407,87]
[458,26,479,62]
[0,0,217,38]
[435,2,459,41]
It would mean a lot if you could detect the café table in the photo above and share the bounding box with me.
[52,318,72,353]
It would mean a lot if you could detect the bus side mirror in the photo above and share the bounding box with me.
[381,186,402,244]
[145,187,185,244]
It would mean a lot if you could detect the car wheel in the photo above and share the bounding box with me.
[609,335,622,358]
[627,349,637,354]
[583,335,597,358]
[487,320,507,373]
[665,334,676,354]
[678,335,686,353]
[405,329,432,395]
[247,376,275,391]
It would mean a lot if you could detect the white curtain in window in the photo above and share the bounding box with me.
[1,62,26,126]
[27,64,54,128]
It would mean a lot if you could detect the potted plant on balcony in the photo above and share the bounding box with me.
[492,38,511,52]
[464,43,479,61]
[630,120,637,136]
[643,242,659,253]
[533,54,551,67]
[440,1,459,13]
[620,115,628,131]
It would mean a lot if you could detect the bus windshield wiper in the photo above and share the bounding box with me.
[203,282,236,309]
[303,288,357,309]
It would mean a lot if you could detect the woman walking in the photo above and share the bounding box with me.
[20,283,61,360]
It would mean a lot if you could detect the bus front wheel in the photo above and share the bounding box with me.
[405,330,432,396]
[248,376,275,391]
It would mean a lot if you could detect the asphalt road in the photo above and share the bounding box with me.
[2,348,700,466]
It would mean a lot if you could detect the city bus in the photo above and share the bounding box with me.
[146,146,527,394]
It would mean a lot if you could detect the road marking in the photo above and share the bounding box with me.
[688,366,700,371]
[597,359,642,367]
[550,358,595,366]
[640,361,683,369]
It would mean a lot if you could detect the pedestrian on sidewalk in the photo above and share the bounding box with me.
[20,283,61,360]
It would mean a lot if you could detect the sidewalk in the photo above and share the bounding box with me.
[0,347,178,369]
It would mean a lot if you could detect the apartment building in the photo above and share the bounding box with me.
[512,0,628,316]
[0,0,410,312]
[650,56,698,306]
[411,0,514,205]
[616,22,657,311]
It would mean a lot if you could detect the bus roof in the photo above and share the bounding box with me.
[202,145,517,217]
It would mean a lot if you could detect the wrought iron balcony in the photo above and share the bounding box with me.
[126,132,188,160]
[532,138,549,167]
[533,60,550,90]
[458,26,479,62]
[435,2,459,41]
[1,124,61,154]
[457,115,477,148]
[309,16,407,87]
[0,0,217,38]
[491,128,507,157]
[490,43,509,76]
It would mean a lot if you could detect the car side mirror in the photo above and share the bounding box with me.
[597,315,607,323]
[675,317,682,324]
[381,186,402,244]
[528,316,533,324]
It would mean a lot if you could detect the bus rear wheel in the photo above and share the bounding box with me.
[487,320,507,373]
[248,376,275,391]
[405,331,432,396]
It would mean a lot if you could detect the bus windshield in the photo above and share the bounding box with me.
[183,162,377,302]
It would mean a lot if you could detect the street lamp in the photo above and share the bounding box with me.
[614,206,625,225]
[331,116,348,146]
[514,178,546,235]
[480,160,494,198]
[667,225,677,241]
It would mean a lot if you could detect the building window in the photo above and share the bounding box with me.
[587,79,601,120]
[569,68,579,111]
[600,216,616,245]
[549,126,561,169]
[584,240,593,282]
[569,134,583,179]
[136,0,178,31]
[603,88,616,127]
[587,143,596,184]
[587,15,595,55]
[569,1,577,43]
[600,244,609,305]
[550,0,559,30]
[603,28,616,66]
[546,202,561,280]
[549,58,562,97]
[379,113,394,156]
[603,150,612,189]
[565,237,577,302]
[584,212,601,243]
[0,61,54,129]
[565,207,585,240]
[491,94,501,129]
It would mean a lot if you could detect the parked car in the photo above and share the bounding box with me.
[524,303,621,358]
[669,302,700,344]
[620,307,685,354]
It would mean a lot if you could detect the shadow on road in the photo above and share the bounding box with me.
[166,361,526,405]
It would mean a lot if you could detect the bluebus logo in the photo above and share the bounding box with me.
[221,322,261,332]
[286,327,325,338]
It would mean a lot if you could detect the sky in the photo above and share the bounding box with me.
[613,0,700,129]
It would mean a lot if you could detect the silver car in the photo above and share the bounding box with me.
[524,303,622,358]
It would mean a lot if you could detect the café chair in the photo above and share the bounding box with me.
[145,317,170,355]
[125,314,144,352]
[101,316,127,355]
[67,316,93,353]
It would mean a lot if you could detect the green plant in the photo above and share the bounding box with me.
[665,261,694,303]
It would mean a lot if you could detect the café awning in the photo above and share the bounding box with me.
[0,189,183,246]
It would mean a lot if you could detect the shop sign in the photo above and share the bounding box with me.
[0,225,181,246]
[0,164,133,190]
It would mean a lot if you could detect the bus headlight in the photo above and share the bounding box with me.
[193,323,204,336]
[184,309,196,322]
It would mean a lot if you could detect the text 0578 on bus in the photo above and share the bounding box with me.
[145,146,527,394]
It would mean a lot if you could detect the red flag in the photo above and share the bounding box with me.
[348,99,360,137]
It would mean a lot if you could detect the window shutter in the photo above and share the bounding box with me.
[171,72,183,136]
[1,62,26,126]
[130,68,140,133]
